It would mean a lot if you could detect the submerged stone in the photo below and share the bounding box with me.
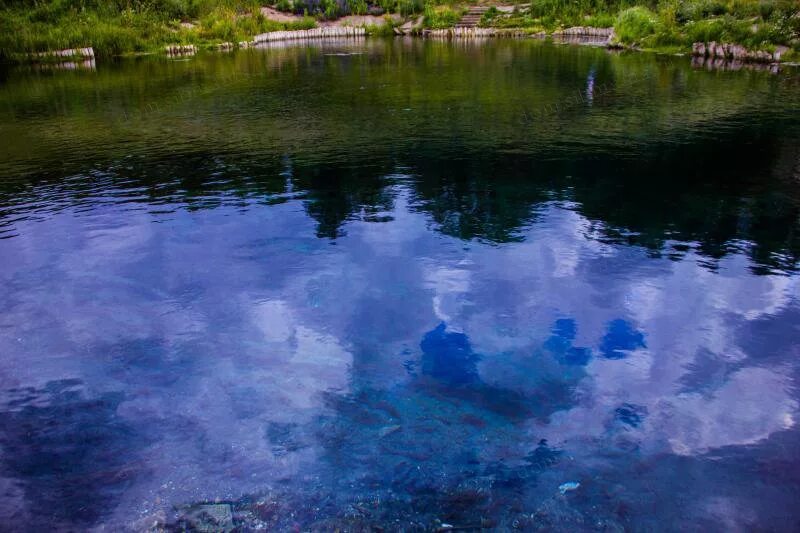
[177,503,234,532]
[558,481,581,494]
[378,424,402,438]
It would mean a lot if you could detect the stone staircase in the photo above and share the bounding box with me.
[455,6,489,28]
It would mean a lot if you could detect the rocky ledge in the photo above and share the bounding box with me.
[165,44,197,57]
[33,47,95,60]
[692,41,789,63]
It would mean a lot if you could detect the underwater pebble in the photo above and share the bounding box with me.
[558,481,581,494]
[178,503,234,532]
[378,425,402,438]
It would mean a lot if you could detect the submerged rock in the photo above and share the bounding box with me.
[127,510,166,532]
[33,47,95,59]
[176,503,234,532]
[165,44,196,57]
[558,481,581,494]
[378,424,402,438]
[692,42,706,57]
[691,41,786,63]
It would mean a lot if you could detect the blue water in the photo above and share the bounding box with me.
[0,39,799,530]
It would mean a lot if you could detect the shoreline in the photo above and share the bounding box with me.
[18,28,795,72]
[0,0,800,64]
[2,1,797,66]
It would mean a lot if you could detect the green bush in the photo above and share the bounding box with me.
[377,0,395,13]
[397,0,424,17]
[584,13,616,27]
[423,3,461,28]
[347,0,368,15]
[0,1,321,58]
[484,13,544,29]
[364,17,399,35]
[530,0,567,19]
[319,0,339,19]
[480,6,499,25]
[676,0,728,22]
[615,6,658,43]
[683,18,724,42]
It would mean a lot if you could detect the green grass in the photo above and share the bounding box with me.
[622,0,799,51]
[363,16,401,35]
[0,1,317,59]
[473,0,799,54]
[480,6,546,30]
[197,8,315,41]
[422,3,462,29]
[615,6,657,44]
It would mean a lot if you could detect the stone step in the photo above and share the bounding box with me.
[456,6,490,28]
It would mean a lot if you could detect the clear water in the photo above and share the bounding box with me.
[0,38,799,531]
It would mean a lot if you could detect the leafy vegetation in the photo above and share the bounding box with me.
[615,6,657,43]
[423,3,462,29]
[620,0,800,50]
[480,6,546,29]
[0,1,317,59]
[0,0,797,60]
[478,0,799,52]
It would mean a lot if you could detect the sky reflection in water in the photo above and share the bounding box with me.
[0,39,799,530]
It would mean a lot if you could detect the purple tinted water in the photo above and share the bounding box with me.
[0,39,799,530]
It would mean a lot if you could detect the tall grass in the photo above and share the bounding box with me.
[198,7,314,41]
[522,0,799,50]
[615,6,656,43]
[422,3,462,28]
[613,0,800,49]
[0,0,315,58]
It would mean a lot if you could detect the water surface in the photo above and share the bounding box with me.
[0,38,799,530]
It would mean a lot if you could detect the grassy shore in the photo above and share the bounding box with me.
[0,0,798,61]
[0,1,316,60]
[481,0,799,57]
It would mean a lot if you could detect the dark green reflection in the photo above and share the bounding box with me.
[0,38,798,273]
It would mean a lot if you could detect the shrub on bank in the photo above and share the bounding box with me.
[0,1,318,58]
[423,3,462,29]
[0,0,797,59]
[615,6,657,44]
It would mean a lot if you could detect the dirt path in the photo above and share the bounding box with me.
[260,7,304,22]
[261,7,400,27]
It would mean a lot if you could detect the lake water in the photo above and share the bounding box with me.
[0,37,799,531]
